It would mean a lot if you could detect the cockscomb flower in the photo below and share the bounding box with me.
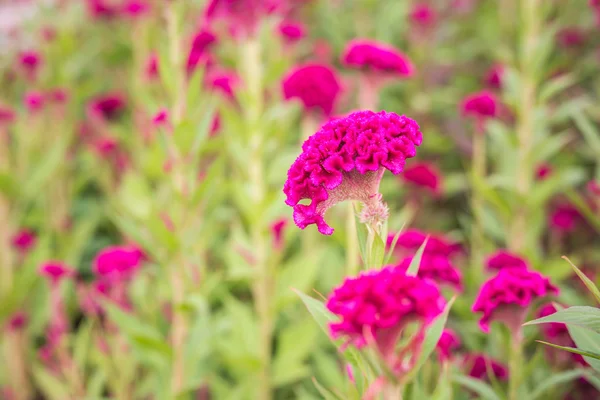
[186,29,217,74]
[342,39,414,77]
[18,50,42,79]
[549,203,581,233]
[208,70,239,99]
[536,163,553,180]
[0,106,15,126]
[145,52,159,80]
[152,109,170,128]
[395,254,462,291]
[7,312,28,331]
[484,64,504,89]
[270,218,288,250]
[86,0,119,19]
[284,110,422,234]
[24,91,45,113]
[409,3,437,29]
[278,20,306,44]
[11,229,37,255]
[204,0,280,36]
[39,261,74,285]
[391,229,461,257]
[88,93,126,121]
[485,250,528,271]
[48,88,69,104]
[326,266,445,349]
[436,329,461,361]
[121,0,150,17]
[556,28,585,48]
[282,63,342,116]
[461,90,498,122]
[472,268,558,333]
[401,162,443,197]
[93,245,145,282]
[588,180,600,197]
[465,353,508,381]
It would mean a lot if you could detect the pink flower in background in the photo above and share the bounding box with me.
[535,163,553,180]
[409,3,437,29]
[7,312,28,331]
[88,93,126,121]
[391,229,461,257]
[556,28,585,48]
[210,113,222,136]
[461,90,498,122]
[278,20,306,43]
[395,254,462,291]
[549,203,581,233]
[284,111,422,234]
[204,0,280,36]
[24,91,45,113]
[86,0,119,19]
[121,0,150,17]
[484,64,504,89]
[11,229,37,255]
[208,70,239,99]
[472,268,558,333]
[342,39,414,77]
[152,109,170,127]
[270,218,288,249]
[18,50,42,79]
[0,106,16,126]
[465,354,508,381]
[282,63,342,116]
[39,261,75,285]
[145,53,159,80]
[588,180,600,197]
[327,266,445,349]
[186,29,217,74]
[93,245,145,282]
[436,329,461,361]
[92,137,129,172]
[485,250,528,271]
[401,162,443,196]
[48,88,69,104]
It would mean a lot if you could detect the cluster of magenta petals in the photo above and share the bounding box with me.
[283,110,422,235]
[472,268,559,332]
[326,266,445,348]
[343,40,414,76]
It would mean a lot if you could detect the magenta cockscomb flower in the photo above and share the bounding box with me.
[588,180,600,197]
[204,0,280,36]
[152,109,170,128]
[186,29,217,74]
[145,52,159,80]
[86,0,119,19]
[401,162,443,197]
[24,91,45,113]
[48,88,69,104]
[485,250,528,271]
[0,106,16,126]
[208,70,239,99]
[11,229,37,255]
[39,262,75,285]
[484,64,504,89]
[472,268,558,333]
[121,0,150,17]
[465,354,508,381]
[270,218,288,249]
[549,203,581,233]
[395,254,462,291]
[436,329,461,361]
[391,229,461,257]
[326,266,445,349]
[282,63,342,116]
[88,93,126,121]
[410,3,437,29]
[278,20,306,44]
[284,110,422,234]
[536,163,553,180]
[18,50,42,79]
[556,28,585,48]
[93,245,145,282]
[342,39,414,77]
[461,90,498,122]
[6,312,28,331]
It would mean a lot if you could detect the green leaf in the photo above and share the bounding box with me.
[530,369,585,400]
[452,375,501,400]
[539,73,578,102]
[312,377,343,400]
[524,306,600,332]
[384,228,404,265]
[73,321,94,369]
[0,171,18,198]
[273,364,311,387]
[118,173,152,220]
[571,109,600,155]
[406,237,429,277]
[368,233,385,269]
[563,256,600,304]
[355,212,368,264]
[32,366,71,400]
[566,323,600,373]
[293,289,336,335]
[535,340,600,361]
[22,136,69,199]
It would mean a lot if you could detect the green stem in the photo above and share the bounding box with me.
[471,132,486,279]
[508,334,524,400]
[346,202,360,275]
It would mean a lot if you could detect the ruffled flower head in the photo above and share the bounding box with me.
[395,254,462,291]
[282,63,342,116]
[342,39,414,77]
[88,93,126,121]
[401,162,442,196]
[284,110,422,234]
[326,266,445,349]
[485,250,528,271]
[461,90,498,121]
[466,354,508,381]
[93,245,145,282]
[278,20,306,43]
[391,229,461,257]
[472,268,558,333]
[39,261,74,285]
[436,329,461,361]
[410,3,437,29]
[186,29,217,74]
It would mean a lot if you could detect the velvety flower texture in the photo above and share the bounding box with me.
[93,245,145,282]
[282,63,342,116]
[343,40,414,76]
[39,262,74,285]
[401,162,442,196]
[284,111,422,234]
[485,250,528,271]
[461,90,498,121]
[472,268,558,333]
[392,229,461,257]
[436,329,461,361]
[326,266,445,348]
[395,254,462,291]
[278,20,306,43]
[466,353,508,381]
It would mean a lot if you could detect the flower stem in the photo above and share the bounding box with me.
[508,333,524,400]
[346,202,360,275]
[471,132,486,279]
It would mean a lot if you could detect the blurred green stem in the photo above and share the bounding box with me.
[508,333,524,400]
[510,0,541,252]
[471,132,486,277]
[346,202,360,275]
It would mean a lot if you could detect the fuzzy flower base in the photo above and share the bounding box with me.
[326,266,445,349]
[284,110,422,234]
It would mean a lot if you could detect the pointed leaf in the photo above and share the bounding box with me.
[524,306,600,332]
[530,369,586,400]
[535,341,600,361]
[563,256,600,304]
[406,237,429,277]
[452,375,501,400]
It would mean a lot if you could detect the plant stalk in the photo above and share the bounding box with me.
[471,132,486,278]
